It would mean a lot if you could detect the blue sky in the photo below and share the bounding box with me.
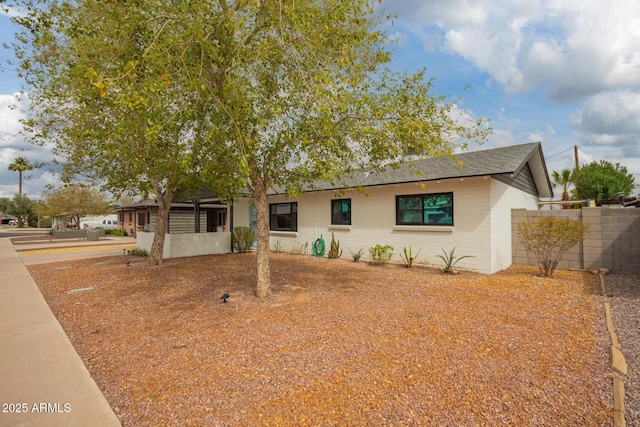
[1,0,640,199]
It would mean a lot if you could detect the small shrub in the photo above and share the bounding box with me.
[327,232,343,259]
[436,246,473,274]
[289,239,306,255]
[369,244,394,264]
[273,240,282,253]
[127,247,149,257]
[516,217,589,277]
[400,245,421,268]
[105,228,127,236]
[232,226,255,253]
[349,247,365,262]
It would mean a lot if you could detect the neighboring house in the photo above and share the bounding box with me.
[131,142,553,273]
[121,198,233,258]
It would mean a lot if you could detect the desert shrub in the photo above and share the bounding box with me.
[400,245,421,268]
[289,239,308,255]
[272,240,282,253]
[369,244,394,264]
[232,226,255,253]
[349,247,365,262]
[105,228,127,236]
[516,217,589,277]
[327,233,343,259]
[127,247,149,257]
[436,245,473,274]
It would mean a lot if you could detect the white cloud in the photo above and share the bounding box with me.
[385,0,640,102]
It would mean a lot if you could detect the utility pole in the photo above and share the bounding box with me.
[574,145,579,169]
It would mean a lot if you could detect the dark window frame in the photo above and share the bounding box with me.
[396,192,454,226]
[269,202,298,231]
[330,198,351,225]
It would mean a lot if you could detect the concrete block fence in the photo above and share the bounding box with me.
[512,207,640,274]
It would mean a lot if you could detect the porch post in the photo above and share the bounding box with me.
[193,200,200,233]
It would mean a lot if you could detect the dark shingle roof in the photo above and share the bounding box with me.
[302,142,547,192]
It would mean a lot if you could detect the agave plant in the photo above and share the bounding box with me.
[436,246,473,274]
[400,245,421,268]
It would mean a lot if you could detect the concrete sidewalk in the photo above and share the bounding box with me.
[0,237,121,426]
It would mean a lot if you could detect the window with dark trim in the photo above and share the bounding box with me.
[269,202,298,231]
[331,199,351,225]
[396,192,453,225]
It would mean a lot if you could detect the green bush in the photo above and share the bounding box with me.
[232,226,255,253]
[127,247,149,257]
[369,244,394,264]
[327,232,343,259]
[105,228,127,236]
[516,217,589,277]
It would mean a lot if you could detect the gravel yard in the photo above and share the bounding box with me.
[604,272,640,426]
[27,253,613,426]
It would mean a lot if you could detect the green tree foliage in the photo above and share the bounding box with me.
[12,1,229,265]
[14,0,490,297]
[7,194,34,228]
[571,161,635,202]
[0,197,9,213]
[8,157,33,195]
[40,183,112,229]
[516,217,590,277]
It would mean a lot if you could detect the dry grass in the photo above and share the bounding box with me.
[27,253,612,426]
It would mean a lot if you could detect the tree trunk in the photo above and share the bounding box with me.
[149,185,173,266]
[562,191,570,209]
[253,175,272,299]
[18,170,22,196]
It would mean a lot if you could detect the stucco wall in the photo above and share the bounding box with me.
[490,180,539,272]
[233,176,539,274]
[137,231,231,258]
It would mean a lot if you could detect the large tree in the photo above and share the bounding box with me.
[572,160,635,202]
[176,1,490,297]
[13,0,231,265]
[7,193,34,228]
[8,156,33,196]
[40,183,112,229]
[14,0,490,297]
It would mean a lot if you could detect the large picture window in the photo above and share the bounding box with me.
[396,193,453,225]
[331,199,351,225]
[270,202,298,231]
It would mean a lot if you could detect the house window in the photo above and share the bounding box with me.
[270,202,297,231]
[331,199,351,225]
[396,192,453,225]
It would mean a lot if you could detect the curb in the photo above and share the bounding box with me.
[598,272,627,427]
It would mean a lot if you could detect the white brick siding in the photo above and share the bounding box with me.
[232,176,541,274]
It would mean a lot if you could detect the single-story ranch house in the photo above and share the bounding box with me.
[128,142,553,274]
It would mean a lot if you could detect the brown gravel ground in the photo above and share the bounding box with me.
[27,253,613,426]
[604,272,640,426]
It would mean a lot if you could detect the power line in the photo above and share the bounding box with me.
[545,145,574,160]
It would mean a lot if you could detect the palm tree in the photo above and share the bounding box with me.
[8,157,33,196]
[551,169,573,209]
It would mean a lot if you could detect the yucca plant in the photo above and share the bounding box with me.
[400,245,421,268]
[436,246,473,274]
